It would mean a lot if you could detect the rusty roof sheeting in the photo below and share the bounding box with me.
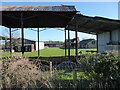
[0,6,76,12]
[66,14,120,34]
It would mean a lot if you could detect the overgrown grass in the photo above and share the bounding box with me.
[0,48,97,57]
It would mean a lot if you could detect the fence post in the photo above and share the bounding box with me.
[73,68,77,88]
[50,62,53,77]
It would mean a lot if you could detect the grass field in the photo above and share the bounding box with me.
[0,48,97,57]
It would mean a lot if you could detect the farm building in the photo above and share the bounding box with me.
[0,36,44,52]
[0,6,120,57]
[44,41,63,47]
[79,39,97,49]
[66,14,120,56]
[14,38,44,52]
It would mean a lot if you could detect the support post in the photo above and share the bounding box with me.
[68,29,70,58]
[74,16,78,88]
[75,16,78,58]
[65,29,67,56]
[21,13,24,55]
[109,31,112,42]
[38,28,40,57]
[21,28,24,55]
[9,28,12,56]
[96,34,98,53]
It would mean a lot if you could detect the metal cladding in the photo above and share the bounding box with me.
[0,6,76,12]
[66,14,120,34]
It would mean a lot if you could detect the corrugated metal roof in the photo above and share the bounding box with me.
[66,14,120,34]
[0,6,76,12]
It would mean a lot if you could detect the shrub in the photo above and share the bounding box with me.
[1,55,54,88]
[79,54,120,88]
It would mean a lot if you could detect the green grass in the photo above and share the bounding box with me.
[0,48,97,57]
[37,69,88,80]
[54,70,88,80]
[0,52,21,57]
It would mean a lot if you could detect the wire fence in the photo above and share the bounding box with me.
[0,54,120,89]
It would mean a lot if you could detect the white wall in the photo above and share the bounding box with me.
[98,32,110,52]
[98,29,120,57]
[35,42,44,50]
[111,29,120,42]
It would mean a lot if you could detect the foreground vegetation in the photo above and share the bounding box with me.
[0,48,97,57]
[1,53,120,88]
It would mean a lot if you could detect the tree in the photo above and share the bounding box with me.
[1,28,20,50]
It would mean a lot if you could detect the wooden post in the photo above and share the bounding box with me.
[73,69,77,88]
[50,61,53,77]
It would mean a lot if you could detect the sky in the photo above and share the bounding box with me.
[0,2,119,41]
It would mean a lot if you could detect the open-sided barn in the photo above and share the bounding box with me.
[0,5,120,57]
